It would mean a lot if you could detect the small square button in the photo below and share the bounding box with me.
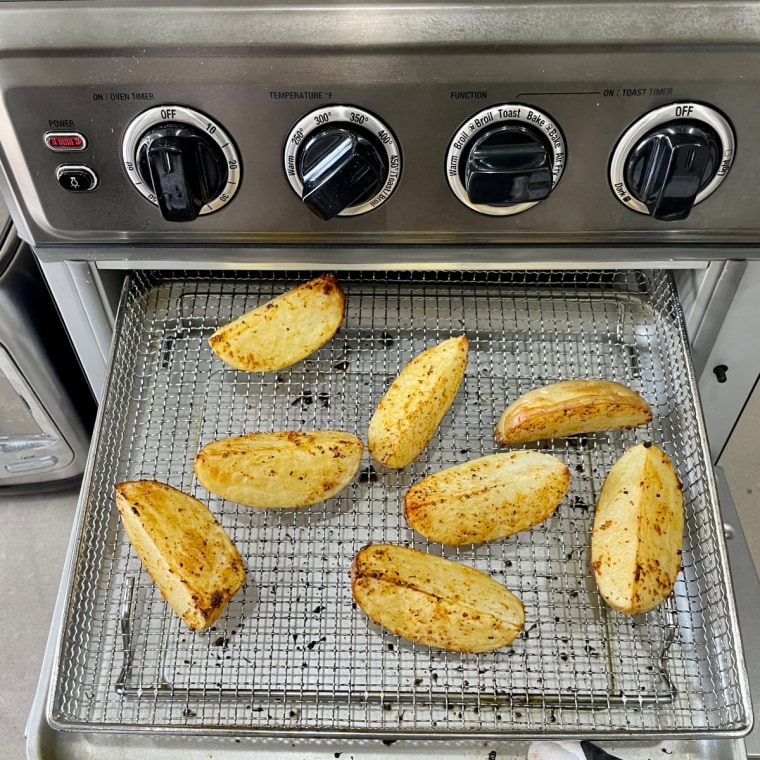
[56,165,98,192]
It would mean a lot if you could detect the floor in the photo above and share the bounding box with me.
[1,401,759,760]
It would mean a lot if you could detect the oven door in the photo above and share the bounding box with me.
[25,267,757,760]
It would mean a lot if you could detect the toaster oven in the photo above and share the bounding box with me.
[1,2,760,759]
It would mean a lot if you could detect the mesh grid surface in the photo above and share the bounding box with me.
[49,270,750,738]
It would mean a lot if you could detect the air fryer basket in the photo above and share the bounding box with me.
[49,270,751,739]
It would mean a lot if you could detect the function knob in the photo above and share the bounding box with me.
[609,103,735,221]
[284,106,401,220]
[122,105,241,222]
[464,124,553,205]
[446,104,566,216]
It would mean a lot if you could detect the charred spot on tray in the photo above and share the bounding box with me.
[358,466,379,484]
[182,707,197,717]
[380,331,395,347]
[643,440,653,448]
[292,390,315,406]
[571,496,589,511]
[210,636,229,648]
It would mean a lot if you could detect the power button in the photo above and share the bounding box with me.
[56,164,98,192]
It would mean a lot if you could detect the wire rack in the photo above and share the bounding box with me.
[49,270,750,738]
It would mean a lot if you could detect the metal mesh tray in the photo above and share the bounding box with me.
[49,270,751,738]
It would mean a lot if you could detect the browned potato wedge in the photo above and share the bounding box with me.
[208,274,345,372]
[404,451,570,545]
[495,378,652,444]
[591,442,684,615]
[351,544,524,652]
[114,480,245,631]
[368,335,468,469]
[194,431,364,508]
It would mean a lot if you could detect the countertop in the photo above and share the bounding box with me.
[0,485,79,760]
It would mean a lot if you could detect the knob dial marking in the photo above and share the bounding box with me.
[122,105,241,215]
[446,104,566,216]
[609,102,735,216]
[283,105,401,217]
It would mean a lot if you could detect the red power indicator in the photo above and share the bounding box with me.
[44,132,87,151]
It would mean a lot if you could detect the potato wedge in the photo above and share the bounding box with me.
[368,335,468,468]
[404,451,570,545]
[351,544,524,653]
[114,480,245,631]
[591,442,684,615]
[194,430,363,508]
[208,274,345,372]
[495,378,652,444]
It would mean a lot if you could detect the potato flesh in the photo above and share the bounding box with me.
[404,451,570,545]
[368,335,468,469]
[591,443,684,615]
[208,274,345,372]
[351,544,525,653]
[114,480,245,631]
[194,431,364,508]
[495,379,652,444]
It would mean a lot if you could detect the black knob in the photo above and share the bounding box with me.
[713,364,728,383]
[297,126,387,221]
[461,124,553,206]
[624,120,721,222]
[136,124,227,222]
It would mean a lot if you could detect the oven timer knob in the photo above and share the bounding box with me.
[121,105,242,222]
[609,102,735,221]
[446,104,566,216]
[283,106,401,220]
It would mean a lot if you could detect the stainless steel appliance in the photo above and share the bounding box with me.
[1,2,760,759]
[0,196,93,491]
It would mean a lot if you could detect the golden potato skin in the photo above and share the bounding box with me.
[208,274,345,372]
[194,431,364,508]
[368,335,468,469]
[351,544,525,653]
[495,379,652,444]
[404,451,570,545]
[114,480,245,631]
[591,442,684,615]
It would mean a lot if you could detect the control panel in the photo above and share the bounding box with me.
[110,97,736,227]
[1,44,759,247]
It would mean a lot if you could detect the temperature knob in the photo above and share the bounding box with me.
[122,105,241,221]
[446,104,566,216]
[609,103,735,221]
[284,106,401,219]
